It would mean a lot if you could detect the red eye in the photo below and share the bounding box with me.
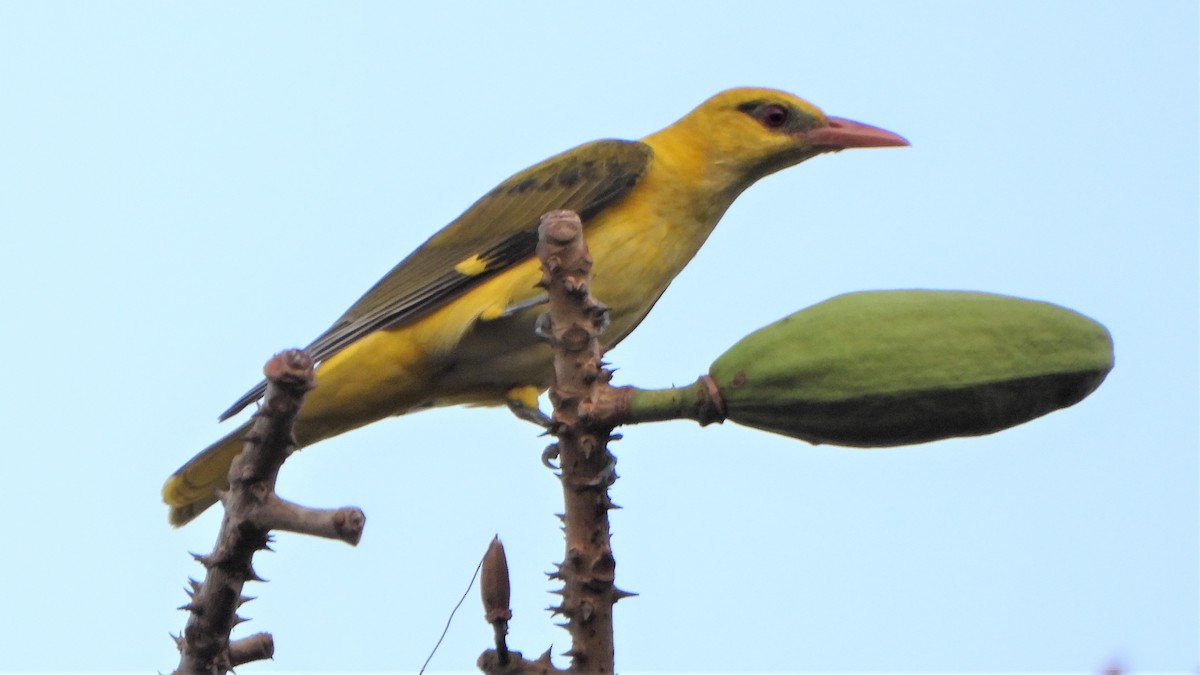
[759,104,789,128]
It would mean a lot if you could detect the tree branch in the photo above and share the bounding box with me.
[477,210,630,674]
[538,210,629,673]
[171,350,366,674]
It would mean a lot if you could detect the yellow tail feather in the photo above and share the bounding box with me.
[162,420,253,526]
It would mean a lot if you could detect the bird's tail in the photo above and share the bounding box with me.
[162,420,253,527]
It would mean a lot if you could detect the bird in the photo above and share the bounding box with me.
[162,87,908,525]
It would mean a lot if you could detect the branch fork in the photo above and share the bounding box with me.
[172,350,366,674]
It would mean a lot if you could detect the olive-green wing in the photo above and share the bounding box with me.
[219,139,653,421]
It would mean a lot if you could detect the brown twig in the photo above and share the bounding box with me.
[477,210,630,674]
[171,350,366,674]
[539,210,632,673]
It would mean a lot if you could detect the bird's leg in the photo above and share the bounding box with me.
[479,294,548,322]
[505,384,551,427]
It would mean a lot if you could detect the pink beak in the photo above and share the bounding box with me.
[805,116,909,150]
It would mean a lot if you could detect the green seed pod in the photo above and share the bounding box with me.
[708,290,1113,447]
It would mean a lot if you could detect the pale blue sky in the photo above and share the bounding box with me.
[0,2,1195,673]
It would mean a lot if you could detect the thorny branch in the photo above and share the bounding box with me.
[477,210,633,674]
[171,350,366,674]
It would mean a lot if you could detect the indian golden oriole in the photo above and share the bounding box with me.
[163,87,908,525]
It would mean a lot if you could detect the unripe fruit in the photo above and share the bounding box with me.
[708,291,1113,446]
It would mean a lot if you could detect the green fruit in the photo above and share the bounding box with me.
[708,290,1113,447]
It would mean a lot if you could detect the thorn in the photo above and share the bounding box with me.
[608,433,623,443]
[238,595,256,607]
[188,578,202,592]
[547,604,564,616]
[233,614,250,626]
[177,601,201,614]
[537,649,554,664]
[189,552,213,568]
[612,587,639,602]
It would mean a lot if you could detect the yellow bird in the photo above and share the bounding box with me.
[163,87,908,525]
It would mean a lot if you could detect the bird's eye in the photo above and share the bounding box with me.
[758,104,789,128]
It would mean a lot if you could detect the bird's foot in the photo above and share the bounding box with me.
[505,385,551,427]
[541,444,560,469]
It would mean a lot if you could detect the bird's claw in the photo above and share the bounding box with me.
[541,444,560,469]
[507,397,552,428]
[533,311,553,342]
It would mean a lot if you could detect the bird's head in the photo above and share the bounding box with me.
[648,87,909,192]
